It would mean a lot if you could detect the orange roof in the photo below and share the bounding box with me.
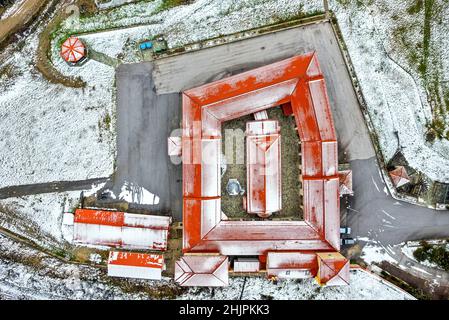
[108,251,164,269]
[108,251,164,280]
[389,166,410,188]
[60,37,85,63]
[74,208,124,226]
[316,252,350,286]
[246,120,281,216]
[175,255,228,287]
[73,209,171,250]
[178,52,345,285]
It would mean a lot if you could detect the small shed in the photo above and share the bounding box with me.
[60,36,86,64]
[108,251,164,280]
[167,136,182,156]
[338,170,353,196]
[175,255,229,287]
[389,166,410,188]
[73,209,171,250]
[233,258,260,273]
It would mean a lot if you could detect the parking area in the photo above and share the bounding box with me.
[111,62,182,220]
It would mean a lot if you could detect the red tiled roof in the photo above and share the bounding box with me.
[316,252,350,286]
[107,251,164,280]
[60,37,85,63]
[175,255,228,286]
[389,166,410,188]
[179,53,346,283]
[246,120,281,216]
[73,209,171,250]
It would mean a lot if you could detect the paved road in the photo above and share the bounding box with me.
[153,21,374,162]
[112,63,182,219]
[347,157,449,245]
[0,177,109,200]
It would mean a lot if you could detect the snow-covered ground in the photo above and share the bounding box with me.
[0,183,104,248]
[0,25,115,189]
[0,190,80,244]
[180,269,414,300]
[330,0,449,182]
[0,234,178,300]
[402,242,449,271]
[360,242,397,265]
[53,0,324,63]
[402,245,441,270]
[357,237,447,279]
[117,181,160,205]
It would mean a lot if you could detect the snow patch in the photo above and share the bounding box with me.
[119,181,160,205]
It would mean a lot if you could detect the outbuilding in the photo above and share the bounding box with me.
[73,208,171,250]
[108,251,164,280]
[60,36,87,65]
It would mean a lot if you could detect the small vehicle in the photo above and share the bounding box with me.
[139,41,153,50]
[340,238,355,246]
[152,37,168,53]
[340,227,351,235]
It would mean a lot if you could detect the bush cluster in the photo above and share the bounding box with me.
[413,240,449,271]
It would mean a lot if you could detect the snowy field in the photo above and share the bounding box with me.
[180,269,414,300]
[0,234,179,300]
[0,232,413,300]
[0,183,104,249]
[330,0,449,182]
[52,0,324,62]
[0,28,116,189]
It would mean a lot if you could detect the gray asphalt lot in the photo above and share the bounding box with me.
[112,63,182,219]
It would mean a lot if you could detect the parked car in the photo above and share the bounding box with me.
[139,41,153,50]
[340,238,355,246]
[340,227,351,234]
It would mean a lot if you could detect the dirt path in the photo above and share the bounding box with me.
[0,0,48,44]
[0,177,109,200]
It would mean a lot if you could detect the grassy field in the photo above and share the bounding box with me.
[389,0,449,141]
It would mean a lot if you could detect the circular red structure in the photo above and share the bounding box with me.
[60,36,86,63]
